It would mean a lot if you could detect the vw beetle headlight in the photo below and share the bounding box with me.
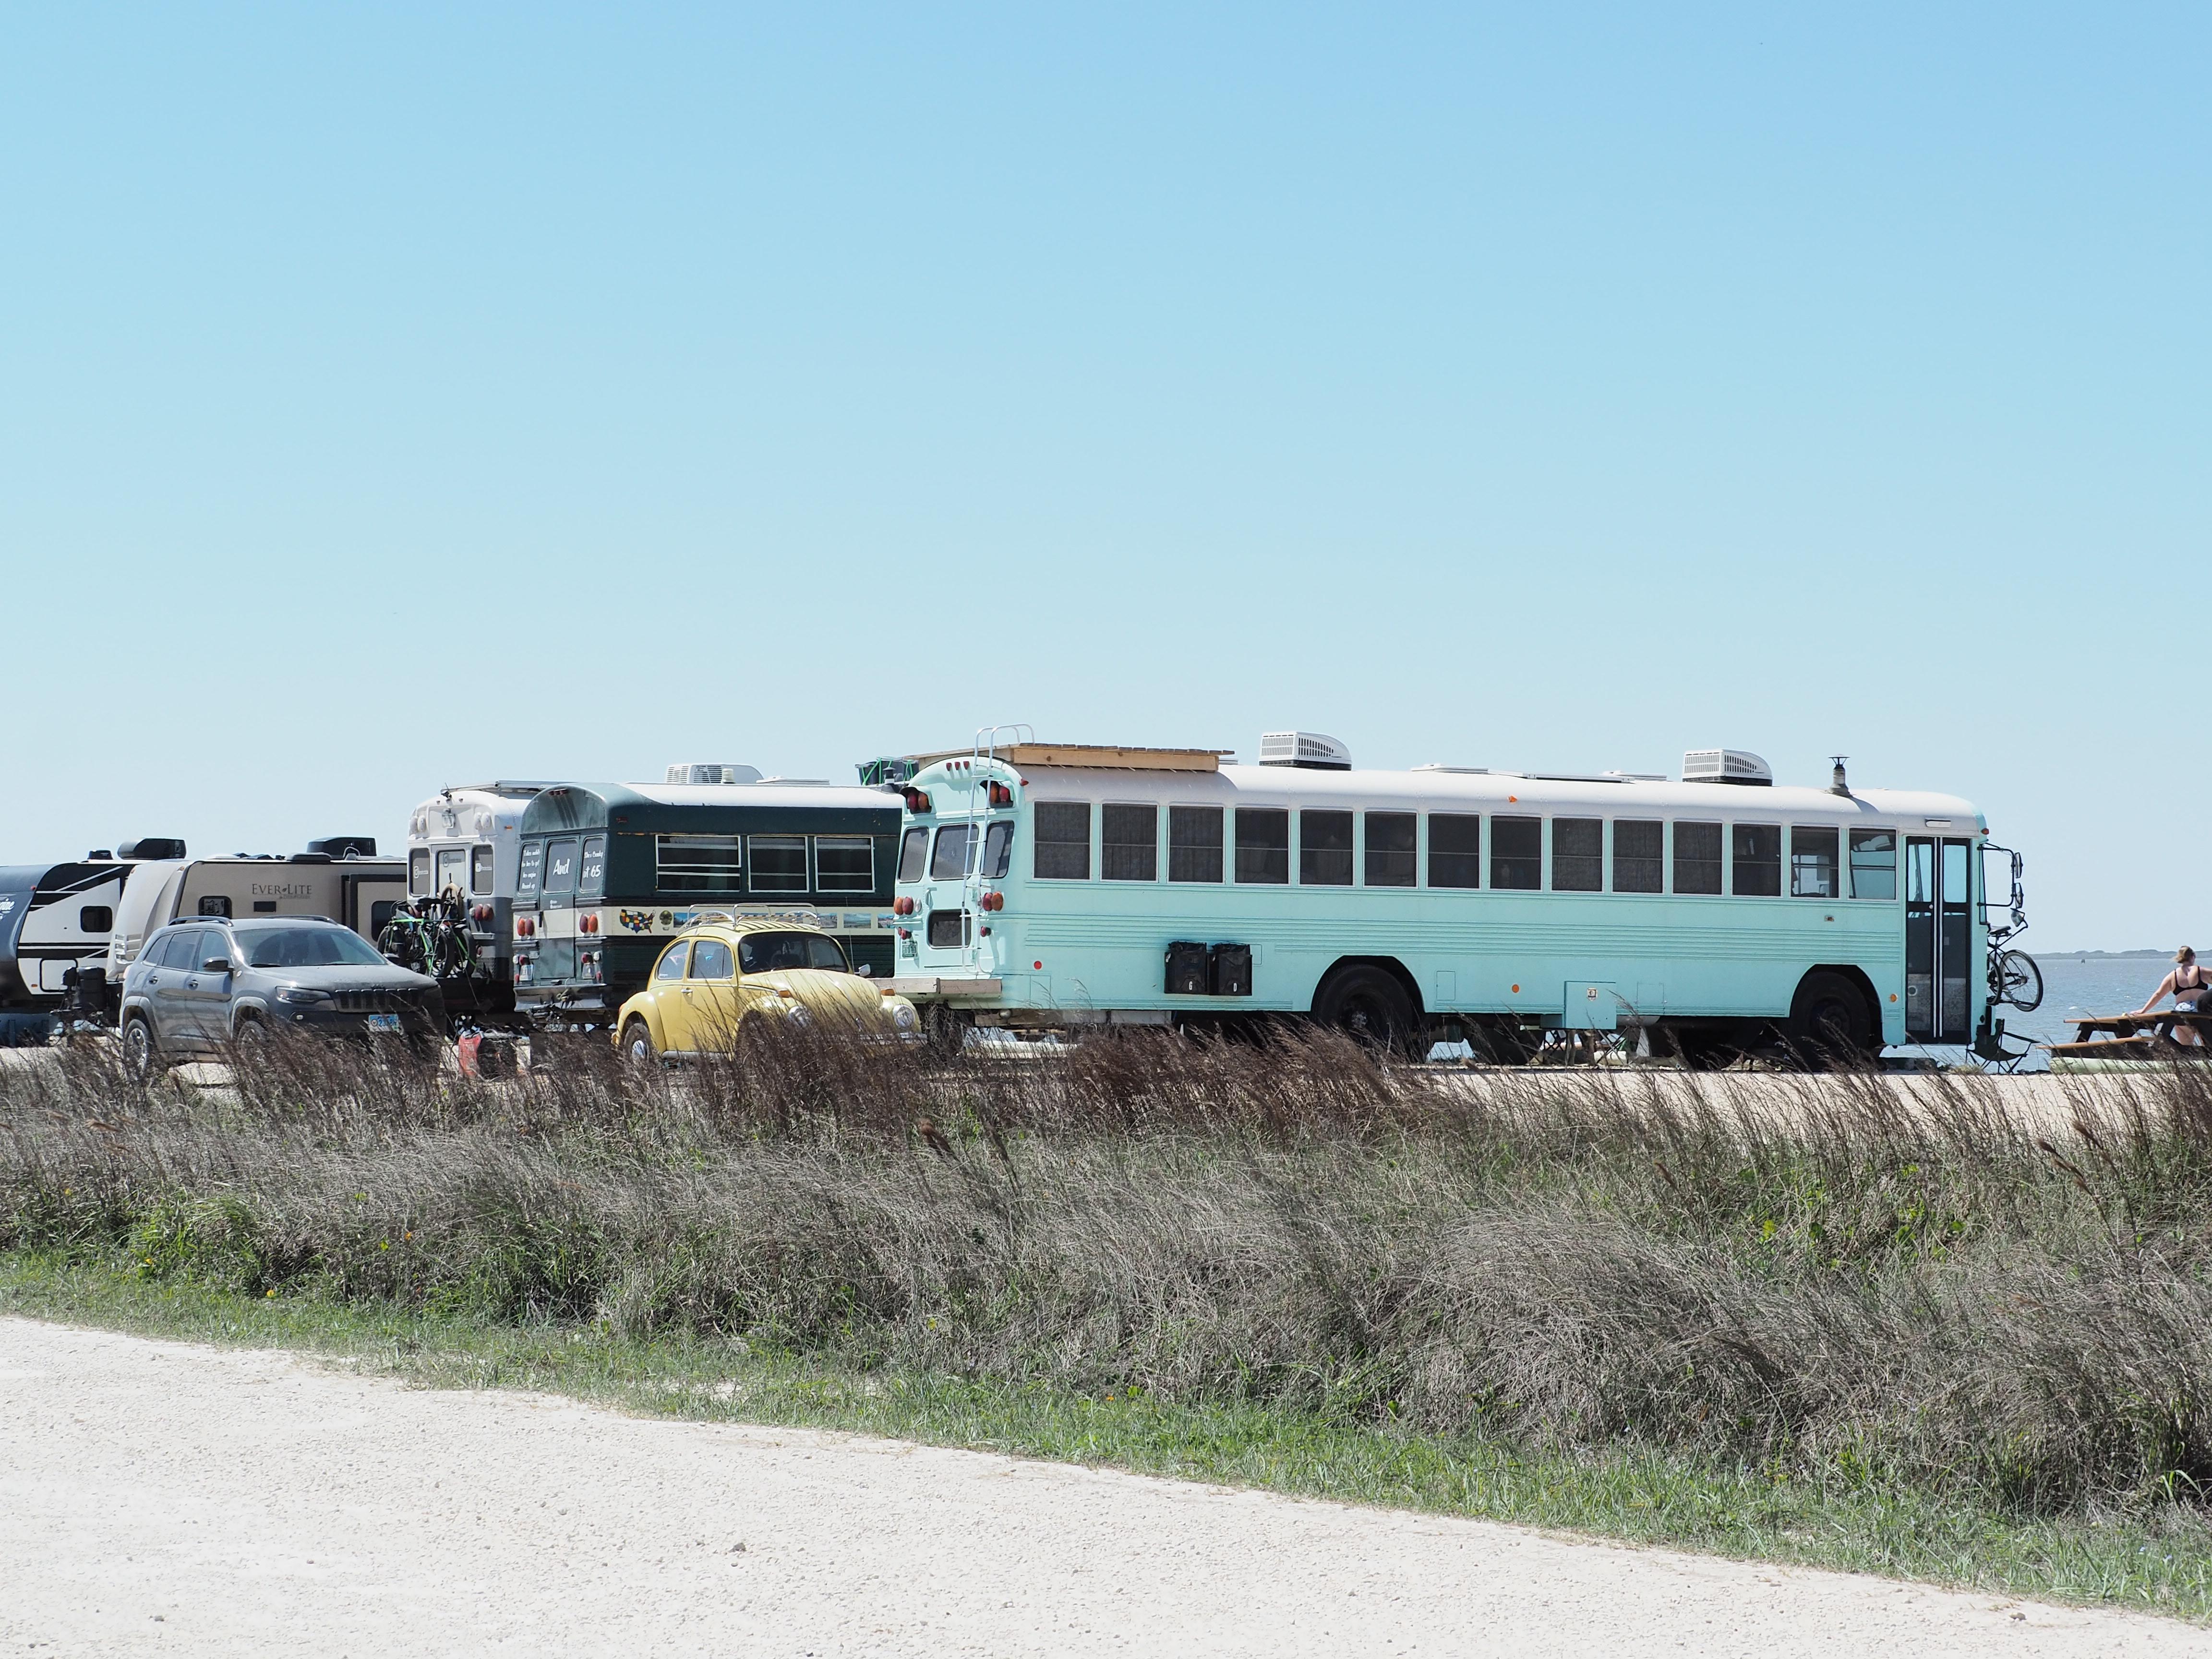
[891,1002,916,1031]
[783,1000,813,1026]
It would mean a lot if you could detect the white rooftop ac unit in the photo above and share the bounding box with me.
[1682,749,1773,786]
[666,763,764,785]
[1258,731,1354,770]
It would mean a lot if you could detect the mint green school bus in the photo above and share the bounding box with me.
[881,736,2023,1066]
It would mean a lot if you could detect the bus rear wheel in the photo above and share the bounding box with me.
[1313,965,1419,1057]
[1786,972,1877,1071]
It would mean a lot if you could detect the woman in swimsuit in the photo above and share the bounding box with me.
[2135,947,2208,1047]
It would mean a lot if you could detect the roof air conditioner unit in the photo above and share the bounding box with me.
[666,763,764,786]
[1682,749,1773,786]
[1258,731,1353,770]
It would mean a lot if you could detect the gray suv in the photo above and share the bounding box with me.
[120,916,445,1075]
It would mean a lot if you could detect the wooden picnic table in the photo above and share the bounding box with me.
[2047,1008,2212,1060]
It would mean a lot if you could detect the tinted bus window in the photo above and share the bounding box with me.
[470,845,494,894]
[1365,813,1415,887]
[817,836,875,893]
[1673,822,1721,894]
[1491,817,1540,890]
[1033,803,1090,880]
[1428,814,1479,888]
[435,847,468,895]
[1732,825,1781,896]
[983,823,1014,879]
[580,836,606,899]
[1169,805,1223,883]
[898,827,928,883]
[1613,820,1662,892]
[750,835,809,892]
[1850,830,1897,900]
[517,840,543,898]
[930,826,974,880]
[1235,808,1289,884]
[658,835,743,892]
[1102,805,1158,881]
[1552,818,1601,891]
[544,838,580,896]
[1790,827,1839,897]
[1300,811,1353,885]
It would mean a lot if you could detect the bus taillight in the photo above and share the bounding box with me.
[893,895,916,916]
[902,788,932,814]
[987,782,1013,808]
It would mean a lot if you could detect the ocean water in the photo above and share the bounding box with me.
[1997,952,2192,1054]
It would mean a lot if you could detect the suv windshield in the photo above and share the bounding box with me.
[738,932,849,974]
[238,926,387,969]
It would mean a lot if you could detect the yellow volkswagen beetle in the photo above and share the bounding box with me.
[613,919,921,1063]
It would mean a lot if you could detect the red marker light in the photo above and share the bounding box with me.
[893,895,916,916]
[1033,961,1043,970]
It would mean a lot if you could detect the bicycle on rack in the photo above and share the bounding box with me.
[377,889,479,983]
[1975,844,2042,1069]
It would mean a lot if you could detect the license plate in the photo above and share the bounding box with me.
[366,1013,403,1032]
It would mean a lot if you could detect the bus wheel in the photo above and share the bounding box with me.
[924,1005,972,1058]
[1313,966,1418,1056]
[1663,1025,1737,1072]
[1787,973,1875,1071]
[620,1019,657,1067]
[1468,1018,1539,1066]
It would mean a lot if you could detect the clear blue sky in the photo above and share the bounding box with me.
[3,5,2203,951]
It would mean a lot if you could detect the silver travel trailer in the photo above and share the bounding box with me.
[0,837,187,1042]
[96,842,406,1022]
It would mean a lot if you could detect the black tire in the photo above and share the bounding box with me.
[1995,950,2044,1013]
[1312,965,1420,1056]
[233,1015,269,1048]
[121,1015,159,1081]
[1787,972,1877,1070]
[1467,1017,1539,1066]
[1663,1024,1739,1072]
[619,1019,657,1067]
[923,1005,972,1058]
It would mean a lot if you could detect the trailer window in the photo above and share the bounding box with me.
[658,835,743,893]
[1851,830,1898,900]
[1235,808,1289,884]
[1732,825,1781,896]
[580,836,606,898]
[689,939,734,979]
[817,836,876,893]
[1102,804,1158,882]
[1428,814,1480,888]
[1299,811,1353,885]
[749,835,809,892]
[543,839,580,896]
[1491,817,1540,890]
[1169,805,1223,883]
[409,850,431,894]
[1673,822,1721,894]
[470,846,494,894]
[898,828,928,883]
[1365,812,1415,887]
[1613,820,1662,892]
[1791,826,1839,897]
[983,822,1014,879]
[1033,803,1090,880]
[80,905,112,933]
[1552,818,1601,892]
[930,825,974,880]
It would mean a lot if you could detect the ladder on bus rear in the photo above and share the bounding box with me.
[959,723,1032,973]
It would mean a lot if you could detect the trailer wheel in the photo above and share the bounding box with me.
[1313,965,1419,1056]
[121,1015,159,1081]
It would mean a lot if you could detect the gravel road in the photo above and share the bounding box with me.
[2,1318,2203,1658]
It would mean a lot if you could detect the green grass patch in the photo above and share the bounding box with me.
[6,1246,2209,1623]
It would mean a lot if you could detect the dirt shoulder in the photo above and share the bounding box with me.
[2,1317,2203,1658]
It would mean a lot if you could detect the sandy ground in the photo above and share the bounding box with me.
[1,1320,2205,1657]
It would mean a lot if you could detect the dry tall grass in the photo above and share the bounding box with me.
[8,1029,2212,1515]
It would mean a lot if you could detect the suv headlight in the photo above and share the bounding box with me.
[275,987,330,1005]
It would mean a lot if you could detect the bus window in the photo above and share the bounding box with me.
[1365,813,1415,888]
[1102,805,1158,881]
[1491,817,1540,890]
[1552,819,1601,892]
[580,836,606,898]
[1169,805,1223,883]
[1849,830,1896,899]
[982,824,1014,880]
[1613,820,1662,893]
[1790,827,1839,897]
[931,826,975,880]
[818,836,876,892]
[435,847,468,895]
[749,835,809,892]
[544,838,580,896]
[517,841,543,898]
[409,850,431,894]
[1428,814,1480,889]
[1300,811,1353,885]
[1673,822,1721,894]
[470,845,494,894]
[1732,825,1780,896]
[898,827,929,883]
[658,835,743,892]
[1235,808,1289,884]
[1033,804,1090,879]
